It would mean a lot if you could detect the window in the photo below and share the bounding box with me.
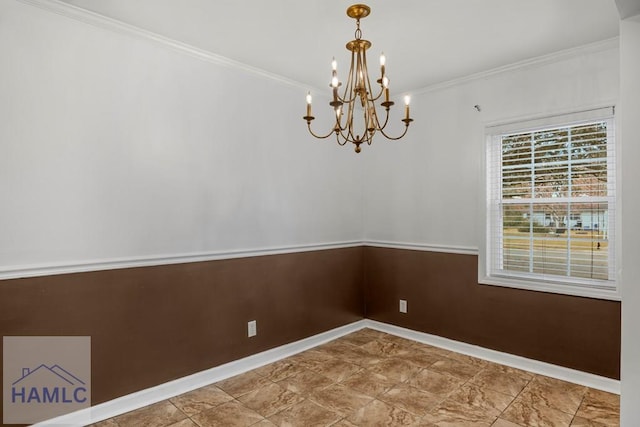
[482,108,617,299]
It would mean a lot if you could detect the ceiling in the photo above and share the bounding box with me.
[58,0,621,93]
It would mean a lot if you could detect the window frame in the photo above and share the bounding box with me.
[479,107,620,301]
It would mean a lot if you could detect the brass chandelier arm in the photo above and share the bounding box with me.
[369,85,386,103]
[361,51,386,103]
[336,52,358,105]
[336,129,371,145]
[338,117,358,144]
[335,116,348,133]
[337,114,374,145]
[305,121,336,139]
[378,120,412,140]
[373,105,391,130]
[334,129,349,146]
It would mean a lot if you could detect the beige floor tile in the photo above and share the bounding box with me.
[287,350,335,370]
[408,368,466,397]
[396,346,441,368]
[307,357,362,383]
[412,420,439,427]
[341,367,398,397]
[237,382,305,418]
[343,349,385,368]
[483,363,535,380]
[356,328,393,341]
[586,389,619,409]
[254,360,308,382]
[167,419,199,427]
[378,334,423,349]
[429,357,484,380]
[114,400,187,427]
[470,368,531,397]
[570,416,609,426]
[88,419,119,427]
[379,383,442,416]
[169,384,234,416]
[409,342,452,359]
[318,341,384,367]
[491,418,523,427]
[501,397,574,427]
[191,400,265,427]
[517,375,587,415]
[446,352,489,369]
[361,339,413,358]
[420,398,499,426]
[346,399,420,426]
[331,419,359,427]
[314,340,360,356]
[367,357,421,383]
[268,399,342,427]
[574,389,620,426]
[216,371,275,398]
[307,383,374,417]
[448,382,515,413]
[277,368,334,396]
[83,331,620,427]
[334,331,380,347]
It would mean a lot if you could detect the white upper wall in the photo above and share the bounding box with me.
[363,42,620,250]
[0,0,621,275]
[0,0,363,273]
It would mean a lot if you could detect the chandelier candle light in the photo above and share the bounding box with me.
[303,4,413,153]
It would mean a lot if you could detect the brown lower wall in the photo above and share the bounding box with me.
[0,245,622,424]
[0,247,364,419]
[363,246,621,379]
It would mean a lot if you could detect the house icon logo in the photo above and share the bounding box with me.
[3,336,91,424]
[11,364,88,404]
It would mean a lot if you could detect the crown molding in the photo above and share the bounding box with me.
[413,37,620,95]
[14,0,619,96]
[14,0,320,92]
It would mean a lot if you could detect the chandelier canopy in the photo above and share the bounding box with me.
[303,4,413,153]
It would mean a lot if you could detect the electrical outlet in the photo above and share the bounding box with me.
[399,299,408,313]
[248,320,257,337]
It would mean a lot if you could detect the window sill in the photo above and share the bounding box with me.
[479,275,620,301]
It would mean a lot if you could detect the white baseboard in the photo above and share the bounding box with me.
[364,320,620,394]
[34,320,368,426]
[36,319,620,426]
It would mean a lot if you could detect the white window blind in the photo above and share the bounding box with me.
[484,107,617,297]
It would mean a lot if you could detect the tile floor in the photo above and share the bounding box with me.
[91,328,620,426]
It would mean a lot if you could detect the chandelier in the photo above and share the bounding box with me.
[303,4,413,153]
